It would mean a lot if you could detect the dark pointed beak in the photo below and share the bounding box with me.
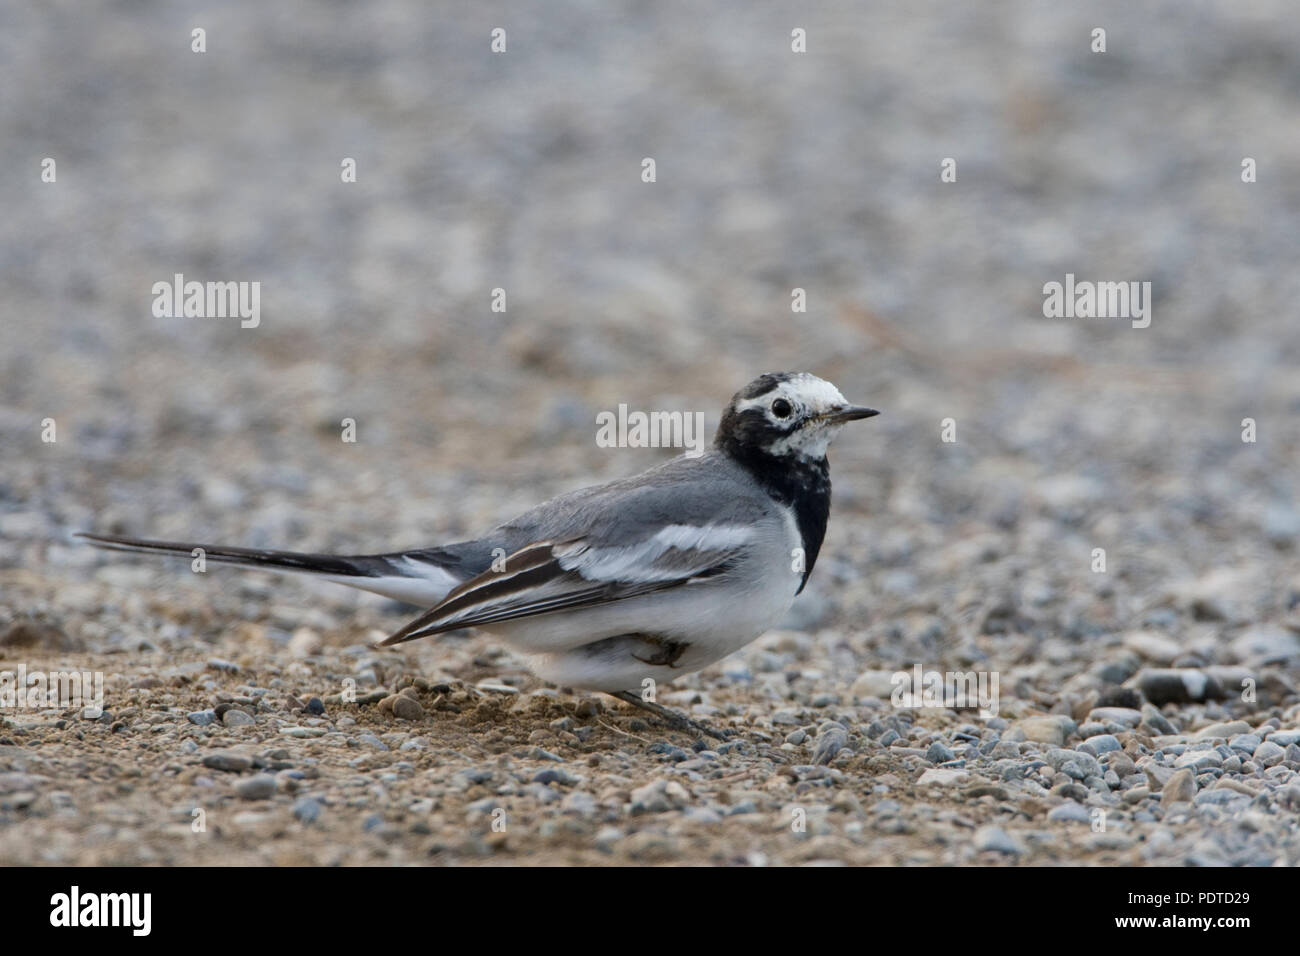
[825,404,880,424]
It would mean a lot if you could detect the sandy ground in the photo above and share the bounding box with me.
[2,1,1300,865]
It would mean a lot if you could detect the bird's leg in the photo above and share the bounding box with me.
[608,690,732,741]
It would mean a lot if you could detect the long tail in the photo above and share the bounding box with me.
[76,532,462,606]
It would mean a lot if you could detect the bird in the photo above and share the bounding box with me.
[79,371,879,737]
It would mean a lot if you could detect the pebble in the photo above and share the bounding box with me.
[916,768,969,787]
[187,710,217,726]
[1047,803,1092,824]
[925,741,956,763]
[221,709,256,728]
[1140,704,1178,735]
[391,695,424,721]
[629,779,690,814]
[1253,740,1285,767]
[1011,715,1076,746]
[1229,734,1261,754]
[1160,768,1197,806]
[1086,707,1142,728]
[973,825,1024,855]
[201,752,252,773]
[1123,631,1182,663]
[1194,720,1251,740]
[292,796,323,824]
[1230,625,1300,666]
[812,722,848,766]
[1079,734,1121,756]
[235,774,276,800]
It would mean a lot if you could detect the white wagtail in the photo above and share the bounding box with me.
[80,372,878,736]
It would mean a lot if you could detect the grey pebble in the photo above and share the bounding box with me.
[925,741,956,764]
[235,774,276,800]
[812,722,848,765]
[1047,803,1093,824]
[1253,740,1285,767]
[292,796,323,824]
[973,825,1024,855]
[201,751,252,773]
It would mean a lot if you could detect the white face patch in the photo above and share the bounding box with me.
[736,374,854,460]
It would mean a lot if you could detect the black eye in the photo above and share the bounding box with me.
[771,398,793,419]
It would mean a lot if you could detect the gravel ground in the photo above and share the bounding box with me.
[3,2,1300,866]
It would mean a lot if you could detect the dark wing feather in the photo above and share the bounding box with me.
[379,531,746,646]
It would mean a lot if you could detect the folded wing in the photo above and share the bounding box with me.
[379,524,752,645]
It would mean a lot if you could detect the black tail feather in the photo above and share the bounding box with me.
[76,532,392,578]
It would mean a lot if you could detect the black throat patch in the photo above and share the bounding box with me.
[717,439,831,594]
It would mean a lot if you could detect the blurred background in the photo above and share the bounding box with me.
[2,0,1299,673]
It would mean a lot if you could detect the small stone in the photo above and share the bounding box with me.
[1160,768,1196,807]
[1079,734,1122,756]
[926,741,956,764]
[293,796,323,824]
[1140,703,1177,735]
[1123,630,1182,663]
[1230,625,1300,666]
[812,721,848,766]
[235,774,276,800]
[1011,715,1075,746]
[187,710,217,726]
[1047,803,1092,824]
[1194,720,1251,740]
[1229,733,1261,754]
[1086,707,1142,728]
[1107,752,1136,778]
[391,695,424,721]
[533,768,579,786]
[221,709,255,728]
[202,752,252,773]
[850,670,896,699]
[1253,740,1285,767]
[973,825,1024,855]
[629,779,687,814]
[916,768,969,787]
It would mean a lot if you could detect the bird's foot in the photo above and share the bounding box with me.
[609,690,733,741]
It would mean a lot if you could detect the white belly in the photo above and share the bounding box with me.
[497,509,804,692]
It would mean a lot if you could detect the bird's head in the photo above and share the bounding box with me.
[715,372,879,464]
